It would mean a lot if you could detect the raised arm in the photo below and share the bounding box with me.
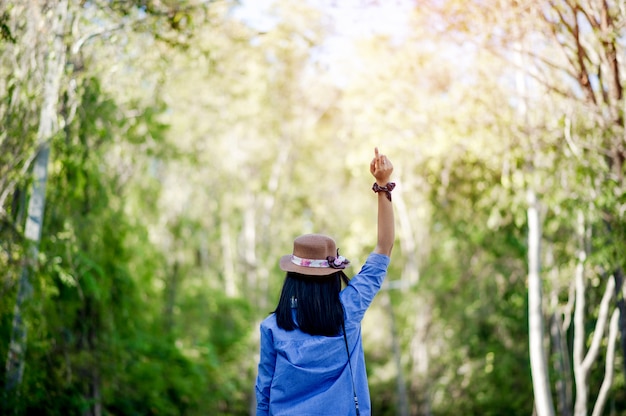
[370,147,395,256]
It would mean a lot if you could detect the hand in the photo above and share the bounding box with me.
[370,147,393,185]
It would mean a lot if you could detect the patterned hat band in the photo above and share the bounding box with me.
[290,254,349,269]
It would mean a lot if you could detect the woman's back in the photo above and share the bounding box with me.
[257,253,390,416]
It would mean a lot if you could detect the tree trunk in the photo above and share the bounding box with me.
[220,215,238,297]
[4,0,69,391]
[5,143,51,391]
[382,291,409,416]
[394,186,420,285]
[572,211,587,416]
[591,309,620,416]
[409,301,432,416]
[614,268,626,381]
[527,189,555,416]
[547,246,572,416]
[243,192,259,304]
[164,261,179,333]
[549,309,572,416]
[572,210,618,416]
[574,271,616,415]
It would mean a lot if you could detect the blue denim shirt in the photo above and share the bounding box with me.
[255,253,390,416]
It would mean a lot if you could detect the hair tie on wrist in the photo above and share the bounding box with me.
[372,182,396,201]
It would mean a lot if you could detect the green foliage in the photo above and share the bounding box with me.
[0,63,256,413]
[414,149,533,415]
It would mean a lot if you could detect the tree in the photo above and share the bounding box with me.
[4,0,70,393]
[2,0,260,413]
[422,0,625,413]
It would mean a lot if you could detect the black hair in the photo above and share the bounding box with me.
[274,271,350,336]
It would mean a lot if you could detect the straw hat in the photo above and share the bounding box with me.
[279,234,350,276]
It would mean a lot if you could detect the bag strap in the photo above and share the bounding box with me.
[342,321,360,416]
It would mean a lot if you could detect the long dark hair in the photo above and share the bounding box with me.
[275,271,350,336]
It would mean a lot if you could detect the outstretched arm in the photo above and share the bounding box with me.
[370,147,395,256]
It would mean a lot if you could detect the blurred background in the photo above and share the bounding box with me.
[1,0,625,415]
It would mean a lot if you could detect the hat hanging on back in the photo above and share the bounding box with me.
[279,234,350,276]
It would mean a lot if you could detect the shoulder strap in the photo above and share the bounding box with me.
[341,321,360,416]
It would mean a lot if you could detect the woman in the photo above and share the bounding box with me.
[255,147,395,416]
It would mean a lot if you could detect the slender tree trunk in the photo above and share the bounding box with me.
[527,190,555,416]
[591,309,620,416]
[164,261,179,333]
[547,246,572,416]
[258,138,290,309]
[572,211,588,416]
[83,310,102,416]
[574,271,616,416]
[220,215,238,297]
[614,268,626,381]
[243,192,258,304]
[409,301,431,416]
[79,297,102,416]
[382,291,409,416]
[572,211,618,416]
[514,16,555,412]
[394,187,419,285]
[5,145,52,390]
[4,0,68,391]
[549,307,572,416]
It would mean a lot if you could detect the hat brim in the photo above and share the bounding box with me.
[279,254,347,276]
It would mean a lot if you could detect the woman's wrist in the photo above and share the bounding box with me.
[372,181,396,201]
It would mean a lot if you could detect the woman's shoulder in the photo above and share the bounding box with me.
[260,313,277,328]
[260,314,312,342]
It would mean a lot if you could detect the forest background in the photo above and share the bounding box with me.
[1,0,625,415]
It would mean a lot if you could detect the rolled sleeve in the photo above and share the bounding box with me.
[341,252,390,324]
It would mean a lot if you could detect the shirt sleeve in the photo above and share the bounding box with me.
[341,252,390,325]
[255,321,277,416]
